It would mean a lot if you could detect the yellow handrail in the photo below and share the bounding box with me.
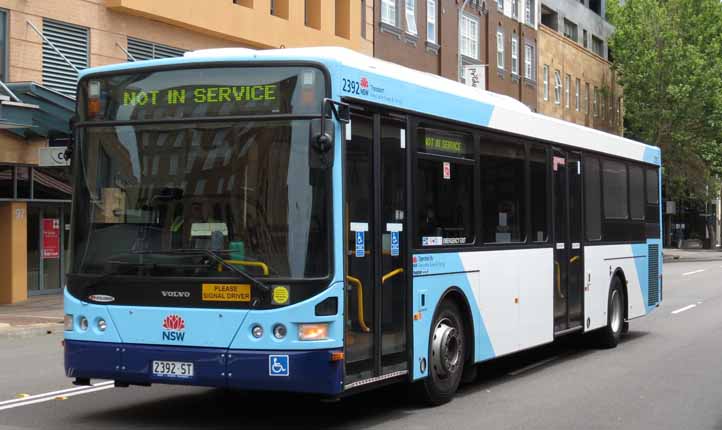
[569,255,580,264]
[346,275,370,333]
[554,261,565,299]
[217,260,270,276]
[382,268,404,284]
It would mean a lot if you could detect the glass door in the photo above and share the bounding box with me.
[345,110,409,384]
[27,205,67,294]
[552,150,584,332]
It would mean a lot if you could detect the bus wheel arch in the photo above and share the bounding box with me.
[595,271,626,348]
[415,287,473,405]
[611,268,629,324]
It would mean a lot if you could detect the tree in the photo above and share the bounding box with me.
[607,0,722,202]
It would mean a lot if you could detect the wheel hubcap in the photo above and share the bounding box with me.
[610,290,622,333]
[431,318,462,379]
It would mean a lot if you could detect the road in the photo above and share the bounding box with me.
[1,260,721,430]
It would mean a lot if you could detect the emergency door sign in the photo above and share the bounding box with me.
[42,218,60,259]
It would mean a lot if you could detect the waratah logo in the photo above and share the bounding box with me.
[162,314,186,341]
[360,77,369,88]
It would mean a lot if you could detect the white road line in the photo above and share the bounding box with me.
[682,269,705,276]
[0,381,113,408]
[671,304,697,315]
[0,385,113,412]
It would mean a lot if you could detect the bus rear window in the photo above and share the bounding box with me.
[80,66,326,121]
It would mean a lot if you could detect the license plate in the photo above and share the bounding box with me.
[152,360,194,378]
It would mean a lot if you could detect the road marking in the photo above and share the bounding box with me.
[671,304,697,315]
[508,356,560,376]
[0,381,113,410]
[682,269,705,276]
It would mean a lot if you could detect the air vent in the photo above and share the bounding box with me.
[648,244,659,305]
[42,19,89,97]
[127,37,185,62]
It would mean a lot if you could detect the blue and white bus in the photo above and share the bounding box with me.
[64,47,662,405]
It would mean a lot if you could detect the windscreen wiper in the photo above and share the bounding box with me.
[132,249,272,306]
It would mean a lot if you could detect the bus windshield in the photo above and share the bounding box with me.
[72,120,330,279]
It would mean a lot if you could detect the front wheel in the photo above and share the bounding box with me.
[415,300,465,406]
[596,277,624,348]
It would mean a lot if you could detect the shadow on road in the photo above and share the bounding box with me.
[81,331,650,429]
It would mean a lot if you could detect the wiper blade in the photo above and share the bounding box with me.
[132,249,271,305]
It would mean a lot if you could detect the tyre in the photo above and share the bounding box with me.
[415,300,465,406]
[596,277,624,349]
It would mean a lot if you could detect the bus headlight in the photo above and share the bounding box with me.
[273,324,287,339]
[97,319,107,332]
[251,324,264,338]
[64,314,73,331]
[79,316,89,331]
[298,323,329,341]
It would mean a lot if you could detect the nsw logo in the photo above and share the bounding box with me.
[162,314,186,341]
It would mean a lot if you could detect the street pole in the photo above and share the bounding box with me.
[458,0,470,82]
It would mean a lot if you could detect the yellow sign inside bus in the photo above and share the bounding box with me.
[201,283,251,302]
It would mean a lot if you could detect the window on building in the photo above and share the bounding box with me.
[42,19,89,97]
[0,10,6,83]
[541,5,557,30]
[405,0,417,34]
[361,0,367,39]
[127,37,185,61]
[526,0,535,26]
[461,14,480,60]
[497,0,504,10]
[575,78,580,111]
[270,0,289,19]
[480,140,527,243]
[304,0,322,29]
[543,65,549,100]
[427,0,437,43]
[601,93,606,119]
[335,0,351,38]
[416,128,475,247]
[582,29,588,48]
[629,165,645,220]
[585,82,590,114]
[381,0,397,26]
[496,29,505,70]
[524,43,535,80]
[565,74,571,108]
[603,160,628,219]
[584,156,602,241]
[512,0,519,19]
[530,145,548,242]
[563,19,578,42]
[593,86,599,116]
[592,35,604,57]
[554,70,562,105]
[590,0,602,15]
[511,34,519,75]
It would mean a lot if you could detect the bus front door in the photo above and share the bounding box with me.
[553,150,584,333]
[344,110,409,387]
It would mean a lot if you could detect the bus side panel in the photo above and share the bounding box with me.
[583,243,651,332]
[410,249,554,381]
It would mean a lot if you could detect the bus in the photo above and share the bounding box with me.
[64,47,662,405]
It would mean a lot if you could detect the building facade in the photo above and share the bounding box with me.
[536,0,622,134]
[373,0,540,111]
[0,0,373,304]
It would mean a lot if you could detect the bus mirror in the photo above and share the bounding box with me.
[336,103,350,123]
[310,118,334,169]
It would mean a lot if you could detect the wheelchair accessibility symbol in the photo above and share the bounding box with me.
[269,355,289,377]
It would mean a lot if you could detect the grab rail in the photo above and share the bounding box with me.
[346,275,371,333]
[217,260,270,276]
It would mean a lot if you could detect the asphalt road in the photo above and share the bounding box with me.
[1,260,721,430]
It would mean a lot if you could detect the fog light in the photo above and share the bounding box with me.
[298,323,329,341]
[97,319,107,332]
[251,324,264,338]
[79,316,89,331]
[64,314,73,331]
[273,324,287,339]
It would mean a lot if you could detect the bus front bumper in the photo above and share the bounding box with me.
[64,340,344,395]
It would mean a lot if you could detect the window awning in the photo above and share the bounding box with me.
[0,82,75,139]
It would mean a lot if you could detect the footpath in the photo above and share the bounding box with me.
[0,294,63,340]
[0,248,720,340]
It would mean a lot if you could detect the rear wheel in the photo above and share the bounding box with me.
[415,300,465,406]
[596,277,624,348]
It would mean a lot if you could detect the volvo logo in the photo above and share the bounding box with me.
[88,294,115,303]
[161,291,191,298]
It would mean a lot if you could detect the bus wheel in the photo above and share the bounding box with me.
[417,300,465,406]
[596,277,624,349]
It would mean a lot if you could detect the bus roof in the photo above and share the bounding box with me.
[79,46,660,166]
